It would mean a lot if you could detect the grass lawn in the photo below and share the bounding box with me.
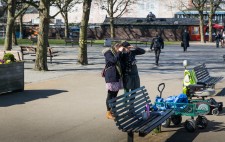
[0,39,179,46]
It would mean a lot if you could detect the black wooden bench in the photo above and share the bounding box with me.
[108,86,173,142]
[47,47,59,64]
[21,46,58,64]
[30,38,37,45]
[20,46,36,56]
[64,38,79,47]
[193,63,223,87]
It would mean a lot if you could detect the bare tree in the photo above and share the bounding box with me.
[174,0,223,42]
[78,0,92,65]
[55,0,81,38]
[23,0,71,71]
[208,0,222,42]
[4,0,29,51]
[192,0,207,43]
[98,0,136,38]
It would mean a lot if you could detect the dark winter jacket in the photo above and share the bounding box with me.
[120,47,145,89]
[182,32,190,47]
[215,33,221,42]
[150,36,164,50]
[102,48,122,83]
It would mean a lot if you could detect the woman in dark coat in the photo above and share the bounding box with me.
[102,43,124,119]
[120,41,145,93]
[182,29,190,52]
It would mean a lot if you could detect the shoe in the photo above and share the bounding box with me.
[106,111,115,119]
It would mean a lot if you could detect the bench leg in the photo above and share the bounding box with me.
[156,125,161,132]
[127,132,133,142]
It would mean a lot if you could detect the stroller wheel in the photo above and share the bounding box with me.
[184,119,196,132]
[212,108,219,116]
[196,116,208,129]
[171,115,182,126]
[162,118,171,128]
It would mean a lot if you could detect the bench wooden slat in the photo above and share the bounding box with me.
[131,115,159,132]
[115,96,150,116]
[194,69,209,77]
[114,99,150,128]
[116,105,147,129]
[109,89,148,107]
[108,86,146,103]
[139,109,174,135]
[114,98,150,120]
[121,115,144,131]
[111,92,149,114]
[195,72,209,80]
[193,63,223,86]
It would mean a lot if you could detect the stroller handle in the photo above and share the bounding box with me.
[158,83,165,97]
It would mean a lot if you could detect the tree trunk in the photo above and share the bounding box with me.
[208,0,213,42]
[34,0,50,71]
[12,24,18,45]
[4,0,16,51]
[64,12,69,38]
[19,14,23,39]
[109,0,115,38]
[199,12,205,43]
[208,14,213,42]
[78,0,92,65]
[110,18,115,38]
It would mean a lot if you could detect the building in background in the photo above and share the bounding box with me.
[52,0,186,24]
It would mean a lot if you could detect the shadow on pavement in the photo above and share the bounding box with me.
[216,88,225,96]
[165,120,225,142]
[0,89,68,107]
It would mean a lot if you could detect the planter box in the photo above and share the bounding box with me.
[0,62,24,94]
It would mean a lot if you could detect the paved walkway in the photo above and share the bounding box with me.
[0,42,225,142]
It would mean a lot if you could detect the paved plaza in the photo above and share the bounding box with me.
[0,42,225,142]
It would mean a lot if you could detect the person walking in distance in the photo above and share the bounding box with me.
[182,29,190,52]
[102,43,124,119]
[215,31,221,48]
[150,33,164,66]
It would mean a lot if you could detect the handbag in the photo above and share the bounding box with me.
[181,41,184,47]
[101,67,106,77]
[101,66,113,77]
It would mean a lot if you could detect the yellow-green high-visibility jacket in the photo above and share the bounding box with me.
[183,69,197,94]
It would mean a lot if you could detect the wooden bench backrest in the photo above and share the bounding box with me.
[193,64,210,81]
[20,46,36,52]
[108,86,150,131]
[0,51,23,61]
[193,63,223,85]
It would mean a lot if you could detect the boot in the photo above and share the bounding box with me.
[106,111,115,119]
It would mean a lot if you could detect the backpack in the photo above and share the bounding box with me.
[153,37,161,49]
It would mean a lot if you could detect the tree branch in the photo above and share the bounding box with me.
[22,0,39,9]
[15,4,30,19]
